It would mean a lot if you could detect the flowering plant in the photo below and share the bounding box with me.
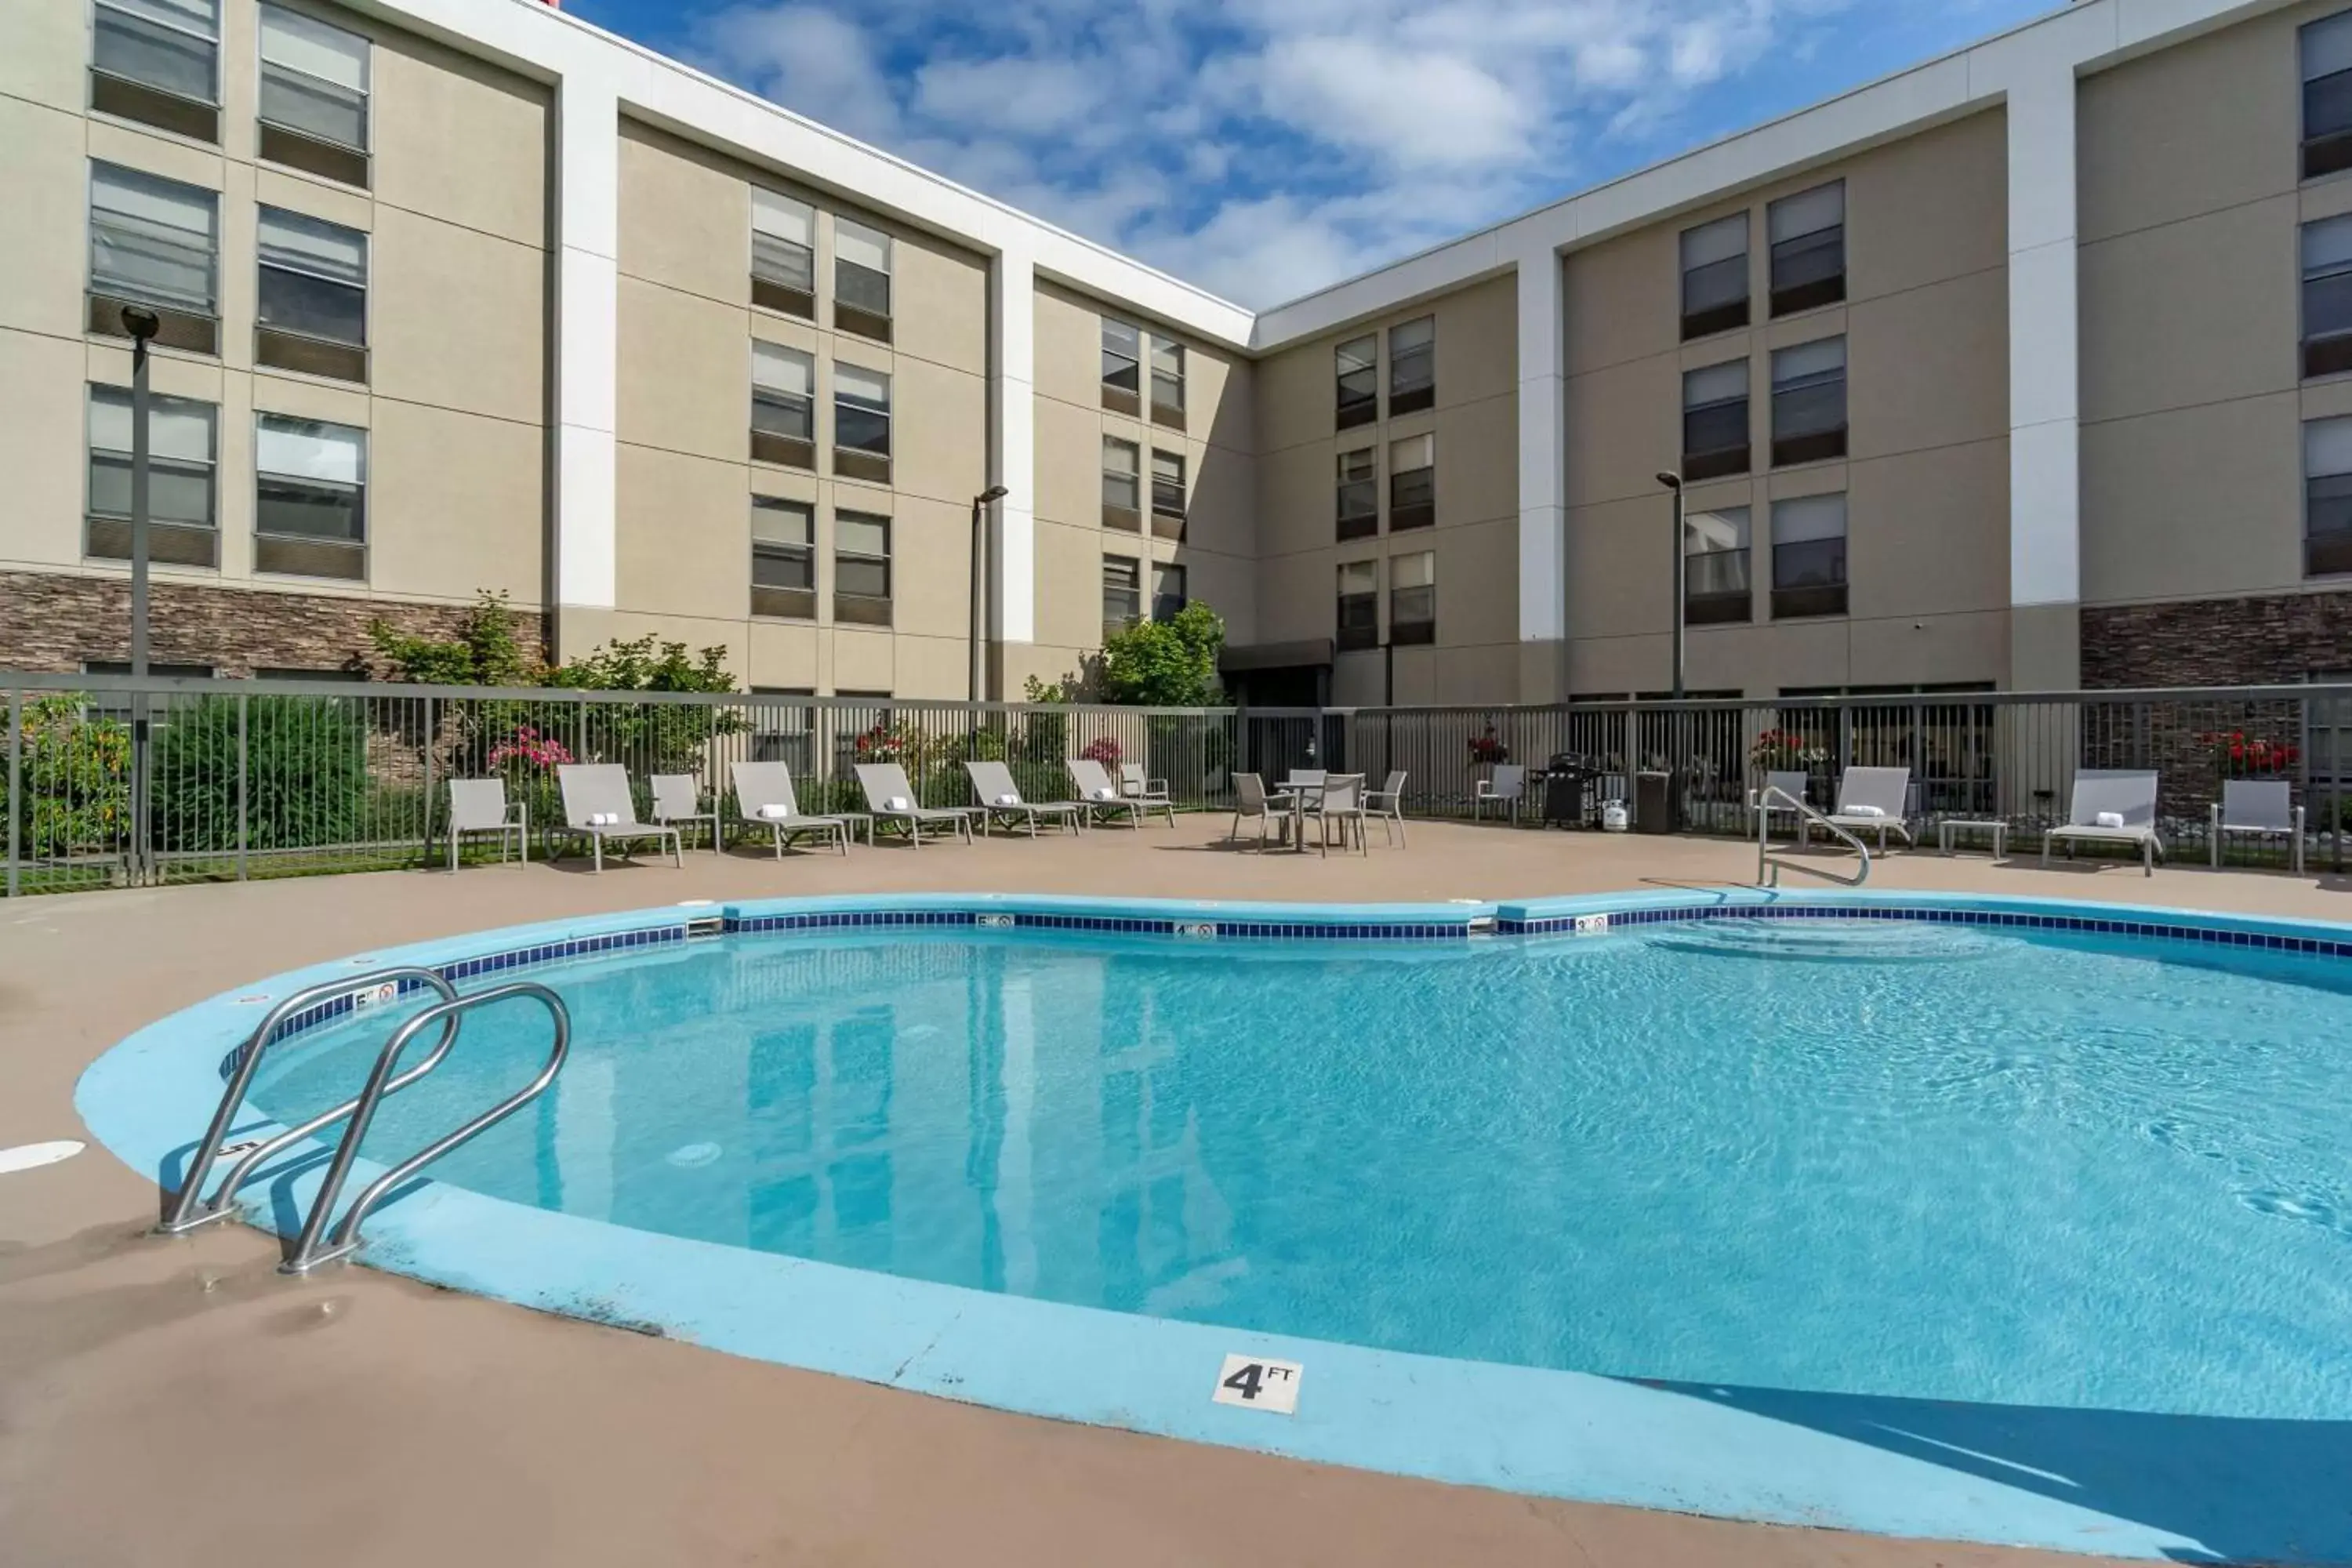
[1080,735,1123,768]
[1748,728,1828,768]
[2198,730,2299,778]
[486,724,573,772]
[854,721,913,763]
[1468,725,1510,764]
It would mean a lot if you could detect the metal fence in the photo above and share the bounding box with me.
[7,673,2349,894]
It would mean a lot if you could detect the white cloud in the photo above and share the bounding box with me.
[677,0,1889,307]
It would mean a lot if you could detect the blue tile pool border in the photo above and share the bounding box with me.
[80,886,2352,1565]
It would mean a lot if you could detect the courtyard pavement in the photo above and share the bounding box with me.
[5,817,2342,1567]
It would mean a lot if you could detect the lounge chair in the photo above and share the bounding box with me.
[445,777,525,870]
[729,760,848,857]
[1119,762,1178,826]
[1748,768,1809,840]
[550,764,683,872]
[1472,764,1526,824]
[1304,772,1369,856]
[2043,769,2164,877]
[854,762,973,845]
[2210,779,2304,873]
[1813,766,1914,852]
[651,772,724,854]
[965,760,1083,837]
[1363,769,1408,846]
[1068,757,1152,827]
[1229,772,1294,851]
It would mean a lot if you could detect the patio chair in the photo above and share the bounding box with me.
[651,772,724,854]
[1068,757,1151,828]
[1472,764,1526,824]
[445,777,525,871]
[1229,772,1294,851]
[2043,769,2165,877]
[965,760,1084,837]
[1748,769,1809,840]
[1119,763,1178,826]
[550,764,683,873]
[854,762,973,845]
[1363,770,1408,847]
[2210,779,2304,873]
[729,760,848,857]
[1813,766,1915,853]
[1304,773,1370,857]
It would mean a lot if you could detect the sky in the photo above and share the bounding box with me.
[564,0,2054,310]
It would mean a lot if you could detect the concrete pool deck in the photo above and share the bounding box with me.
[5,818,2347,1567]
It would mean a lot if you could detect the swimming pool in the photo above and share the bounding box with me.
[76,891,2352,1561]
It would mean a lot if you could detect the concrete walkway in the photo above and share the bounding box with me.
[5,818,2337,1567]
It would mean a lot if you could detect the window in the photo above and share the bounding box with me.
[1102,437,1141,531]
[1771,493,1846,618]
[2306,417,2352,576]
[1150,448,1186,539]
[89,161,219,354]
[834,510,892,623]
[833,363,891,483]
[833,218,891,341]
[1336,333,1377,429]
[2306,12,2352,180]
[1102,318,1141,414]
[750,496,816,619]
[1388,433,1435,532]
[2306,216,2352,379]
[1150,336,1186,428]
[1683,504,1751,625]
[92,0,218,140]
[258,3,370,185]
[1681,360,1750,481]
[1680,212,1748,339]
[254,414,365,579]
[1388,316,1435,415]
[1102,554,1142,640]
[1337,560,1379,652]
[1336,448,1377,540]
[1390,550,1436,644]
[1152,564,1187,622]
[752,190,815,318]
[1770,336,1846,466]
[1767,182,1844,315]
[750,341,815,469]
[86,383,217,566]
[256,206,366,381]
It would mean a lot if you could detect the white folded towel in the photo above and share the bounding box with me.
[887,795,911,811]
[1091,786,1116,801]
[2094,810,2125,829]
[757,804,790,820]
[1846,803,1885,818]
[995,792,1018,807]
[588,811,616,826]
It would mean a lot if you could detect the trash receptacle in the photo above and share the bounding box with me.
[1635,769,1675,834]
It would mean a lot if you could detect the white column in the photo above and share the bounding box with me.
[989,247,1037,679]
[1515,249,1568,696]
[2005,60,2081,683]
[554,74,619,617]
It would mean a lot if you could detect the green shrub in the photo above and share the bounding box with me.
[151,695,370,851]
[16,697,129,860]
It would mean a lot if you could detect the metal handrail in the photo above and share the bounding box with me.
[158,966,459,1234]
[1755,784,1871,887]
[281,982,570,1276]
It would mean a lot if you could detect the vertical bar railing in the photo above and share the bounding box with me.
[5,686,17,899]
[235,691,249,881]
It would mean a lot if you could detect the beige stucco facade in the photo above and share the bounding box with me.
[0,0,548,672]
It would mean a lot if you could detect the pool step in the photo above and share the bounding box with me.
[1639,918,2010,964]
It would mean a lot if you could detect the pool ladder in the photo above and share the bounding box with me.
[158,967,570,1275]
[1755,784,1872,889]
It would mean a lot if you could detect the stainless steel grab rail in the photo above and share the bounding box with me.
[281,982,570,1276]
[158,967,459,1235]
[1755,785,1872,888]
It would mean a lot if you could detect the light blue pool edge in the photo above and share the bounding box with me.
[77,886,2339,1562]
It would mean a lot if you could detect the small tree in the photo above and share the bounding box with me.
[368,590,538,687]
[1096,603,1225,708]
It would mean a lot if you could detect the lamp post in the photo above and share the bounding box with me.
[1653,470,1686,702]
[124,304,161,884]
[968,485,1008,702]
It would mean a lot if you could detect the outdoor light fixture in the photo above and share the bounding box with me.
[1654,470,1686,702]
[123,303,163,881]
[969,485,1011,702]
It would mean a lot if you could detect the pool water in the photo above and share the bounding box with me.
[251,920,2352,1418]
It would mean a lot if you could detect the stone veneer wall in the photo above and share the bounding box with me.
[0,570,549,677]
[2081,590,2352,688]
